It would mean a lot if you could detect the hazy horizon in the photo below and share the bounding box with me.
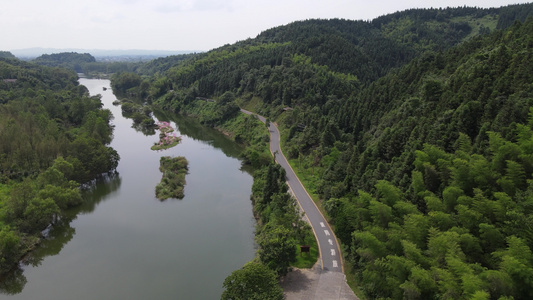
[2,0,531,53]
[9,47,200,58]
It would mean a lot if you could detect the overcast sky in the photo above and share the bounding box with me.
[1,0,531,52]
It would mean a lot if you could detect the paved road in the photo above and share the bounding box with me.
[241,109,342,272]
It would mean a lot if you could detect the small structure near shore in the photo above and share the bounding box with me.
[300,245,311,256]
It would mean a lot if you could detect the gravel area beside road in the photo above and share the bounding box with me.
[281,264,359,300]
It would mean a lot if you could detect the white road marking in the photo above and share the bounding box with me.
[320,222,325,227]
[331,249,336,256]
[328,239,333,245]
[324,230,330,236]
[333,260,338,268]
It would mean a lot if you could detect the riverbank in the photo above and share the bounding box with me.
[0,62,118,278]
[1,78,257,299]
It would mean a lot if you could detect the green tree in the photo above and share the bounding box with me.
[22,197,60,233]
[0,227,21,270]
[38,185,82,209]
[256,223,297,276]
[494,236,533,299]
[221,261,284,300]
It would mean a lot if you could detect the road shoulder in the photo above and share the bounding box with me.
[281,264,359,300]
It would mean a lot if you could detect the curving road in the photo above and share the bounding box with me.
[241,109,342,272]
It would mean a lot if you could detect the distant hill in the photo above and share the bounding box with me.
[0,51,16,59]
[32,52,96,73]
[10,48,199,60]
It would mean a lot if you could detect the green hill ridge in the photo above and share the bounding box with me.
[111,3,533,299]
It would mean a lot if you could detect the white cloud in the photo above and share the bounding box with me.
[151,0,233,13]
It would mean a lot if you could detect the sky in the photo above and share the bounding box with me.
[1,0,531,52]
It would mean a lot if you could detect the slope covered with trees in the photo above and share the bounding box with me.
[285,17,533,299]
[0,58,118,274]
[111,3,533,299]
[125,4,533,111]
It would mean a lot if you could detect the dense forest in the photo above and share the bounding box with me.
[29,52,197,79]
[0,58,118,275]
[110,3,533,299]
[32,52,96,73]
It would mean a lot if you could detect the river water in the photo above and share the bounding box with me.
[0,78,256,299]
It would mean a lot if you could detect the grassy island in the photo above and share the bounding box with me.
[151,121,182,151]
[155,156,188,200]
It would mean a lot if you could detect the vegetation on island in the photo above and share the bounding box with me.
[151,121,182,151]
[0,58,118,275]
[155,156,188,200]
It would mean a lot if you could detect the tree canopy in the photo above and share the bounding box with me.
[222,261,284,300]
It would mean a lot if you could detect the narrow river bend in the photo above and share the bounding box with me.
[1,78,256,300]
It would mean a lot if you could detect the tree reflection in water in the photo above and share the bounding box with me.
[0,172,121,295]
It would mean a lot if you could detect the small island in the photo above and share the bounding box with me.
[155,156,189,200]
[151,121,182,150]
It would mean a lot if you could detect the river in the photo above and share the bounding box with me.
[0,78,256,299]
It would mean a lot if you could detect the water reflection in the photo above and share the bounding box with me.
[77,172,122,215]
[0,172,121,296]
[153,109,245,161]
[0,268,26,295]
[130,122,156,136]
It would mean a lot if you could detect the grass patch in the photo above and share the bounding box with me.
[151,139,181,151]
[452,14,498,41]
[286,158,329,218]
[219,112,269,146]
[238,95,264,112]
[292,233,319,268]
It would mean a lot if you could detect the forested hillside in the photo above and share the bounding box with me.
[0,58,118,274]
[115,3,533,108]
[111,3,533,299]
[30,51,198,79]
[288,18,533,299]
[0,52,16,59]
[33,52,96,73]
